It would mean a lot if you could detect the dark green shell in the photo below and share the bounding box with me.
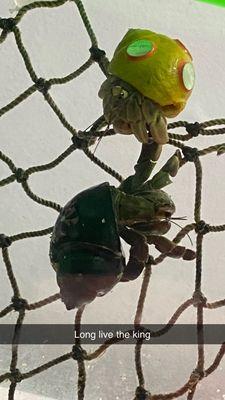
[50,183,125,278]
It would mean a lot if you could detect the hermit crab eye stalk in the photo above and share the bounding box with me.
[112,86,129,99]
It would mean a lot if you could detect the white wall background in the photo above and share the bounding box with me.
[0,0,225,399]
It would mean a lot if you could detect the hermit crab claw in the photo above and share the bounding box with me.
[141,97,169,144]
[131,115,169,145]
[146,115,169,145]
[131,122,149,144]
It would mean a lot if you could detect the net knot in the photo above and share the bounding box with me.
[0,234,12,248]
[35,78,51,94]
[182,146,199,162]
[195,220,210,234]
[188,368,205,390]
[192,290,207,307]
[15,168,28,183]
[89,46,106,62]
[11,296,28,311]
[72,344,87,361]
[0,18,16,32]
[9,369,23,383]
[134,386,151,400]
[72,134,89,149]
[185,122,201,137]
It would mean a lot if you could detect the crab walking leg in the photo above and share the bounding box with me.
[119,141,162,194]
[144,149,182,191]
[119,226,148,281]
[146,235,196,261]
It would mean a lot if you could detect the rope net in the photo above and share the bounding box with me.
[0,1,225,399]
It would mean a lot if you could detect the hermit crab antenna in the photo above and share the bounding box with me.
[169,217,193,246]
[93,123,110,155]
[170,216,187,221]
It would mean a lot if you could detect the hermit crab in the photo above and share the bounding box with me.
[50,143,195,310]
[97,28,195,144]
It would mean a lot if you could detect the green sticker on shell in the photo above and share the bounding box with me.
[182,62,195,91]
[127,39,154,57]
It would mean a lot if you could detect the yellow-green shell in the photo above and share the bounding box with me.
[109,29,194,117]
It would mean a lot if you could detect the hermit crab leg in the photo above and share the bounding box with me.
[119,226,149,282]
[147,235,196,261]
[119,142,162,194]
[144,150,182,191]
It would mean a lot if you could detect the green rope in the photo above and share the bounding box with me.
[15,0,68,23]
[74,0,98,47]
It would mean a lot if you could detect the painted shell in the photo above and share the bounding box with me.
[109,28,195,116]
[99,29,195,144]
